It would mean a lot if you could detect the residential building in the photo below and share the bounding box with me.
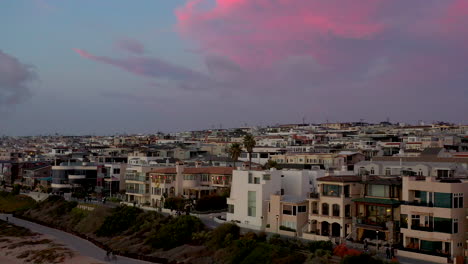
[304,175,362,242]
[398,175,467,263]
[148,162,234,208]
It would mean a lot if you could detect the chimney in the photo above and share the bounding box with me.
[176,161,185,174]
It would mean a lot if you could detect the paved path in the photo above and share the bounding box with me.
[0,214,156,264]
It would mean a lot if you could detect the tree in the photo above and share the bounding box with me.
[243,134,256,169]
[229,143,242,168]
[264,160,278,170]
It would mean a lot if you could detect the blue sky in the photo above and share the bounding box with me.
[1,0,467,135]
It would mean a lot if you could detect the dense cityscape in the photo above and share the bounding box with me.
[0,121,467,263]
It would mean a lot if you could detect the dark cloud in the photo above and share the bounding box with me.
[0,50,37,106]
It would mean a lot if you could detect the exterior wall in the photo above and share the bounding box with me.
[401,176,468,259]
[227,170,282,230]
[307,180,361,240]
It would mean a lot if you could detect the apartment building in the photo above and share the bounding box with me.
[271,153,349,171]
[125,164,164,205]
[148,162,234,208]
[351,176,402,245]
[227,169,324,232]
[51,162,105,193]
[398,175,467,263]
[304,175,362,242]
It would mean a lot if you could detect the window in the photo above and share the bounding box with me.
[367,184,388,197]
[298,205,306,213]
[385,168,391,176]
[322,203,329,216]
[453,219,458,233]
[322,184,342,197]
[434,217,453,233]
[263,174,270,180]
[228,204,234,214]
[434,193,452,208]
[184,174,195,180]
[247,191,256,217]
[113,168,120,174]
[345,204,351,217]
[260,153,269,158]
[283,205,293,215]
[454,193,464,208]
[248,173,253,184]
[201,174,210,182]
[370,168,375,175]
[312,202,318,214]
[254,177,260,184]
[332,204,340,217]
[281,189,284,195]
[344,185,350,197]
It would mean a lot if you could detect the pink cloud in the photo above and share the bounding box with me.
[73,48,211,90]
[114,38,146,55]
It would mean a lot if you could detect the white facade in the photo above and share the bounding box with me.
[227,169,324,230]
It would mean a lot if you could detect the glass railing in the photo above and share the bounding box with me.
[126,189,146,194]
[125,175,147,182]
[402,201,434,207]
[411,225,434,232]
[356,217,388,228]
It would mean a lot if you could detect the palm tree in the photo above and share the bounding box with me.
[229,143,242,168]
[243,134,256,169]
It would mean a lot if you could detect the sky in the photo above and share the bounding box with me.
[1,0,468,136]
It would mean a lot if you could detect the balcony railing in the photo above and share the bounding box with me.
[126,189,146,194]
[399,247,450,258]
[411,225,434,232]
[125,175,148,182]
[356,217,388,229]
[309,192,320,199]
[402,201,434,207]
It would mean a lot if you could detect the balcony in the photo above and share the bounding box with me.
[411,225,434,232]
[402,201,433,207]
[212,180,229,186]
[356,217,388,229]
[309,192,320,199]
[125,175,148,182]
[126,189,147,195]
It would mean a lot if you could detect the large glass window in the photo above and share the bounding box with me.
[367,184,388,197]
[400,214,408,228]
[322,185,342,197]
[434,193,452,208]
[247,191,256,217]
[228,204,234,214]
[322,203,329,216]
[332,204,340,217]
[434,217,452,233]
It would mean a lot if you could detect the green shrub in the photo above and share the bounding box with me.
[308,240,333,253]
[195,194,227,211]
[12,184,21,195]
[147,215,204,250]
[341,253,388,264]
[207,223,240,249]
[163,197,186,211]
[279,225,296,232]
[95,205,143,237]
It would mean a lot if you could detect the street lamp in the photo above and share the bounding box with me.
[276,215,279,233]
[376,230,380,250]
